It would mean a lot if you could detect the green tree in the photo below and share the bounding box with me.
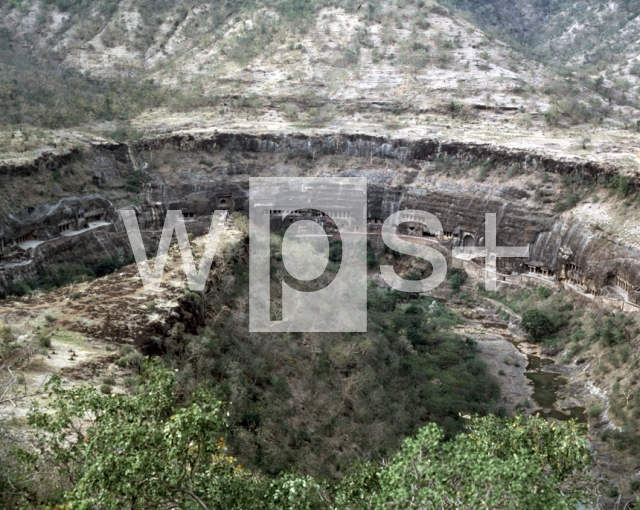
[336,414,591,510]
[20,362,592,510]
[446,267,467,291]
[25,360,261,509]
[520,308,555,341]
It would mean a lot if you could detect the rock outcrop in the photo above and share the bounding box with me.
[1,132,639,306]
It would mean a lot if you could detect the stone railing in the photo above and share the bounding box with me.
[599,296,640,314]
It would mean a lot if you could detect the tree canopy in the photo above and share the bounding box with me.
[16,360,592,509]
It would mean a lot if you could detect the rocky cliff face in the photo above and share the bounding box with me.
[1,130,639,304]
[140,132,620,182]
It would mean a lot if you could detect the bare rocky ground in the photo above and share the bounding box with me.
[0,226,242,419]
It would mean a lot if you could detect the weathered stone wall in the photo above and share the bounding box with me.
[138,132,621,186]
[0,226,136,292]
[2,195,115,247]
[1,135,639,303]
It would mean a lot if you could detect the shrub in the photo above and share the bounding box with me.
[102,376,116,386]
[535,286,552,300]
[99,384,112,394]
[109,124,143,142]
[571,328,585,342]
[607,174,632,197]
[44,314,56,323]
[554,188,582,212]
[123,376,138,389]
[506,165,521,179]
[114,348,144,370]
[446,267,467,291]
[183,290,201,307]
[476,165,489,181]
[7,281,30,297]
[436,50,452,68]
[338,44,360,67]
[68,291,82,300]
[589,402,603,417]
[38,336,52,349]
[95,260,119,278]
[115,356,129,368]
[520,308,555,341]
[543,105,561,125]
[0,326,16,346]
[125,171,149,194]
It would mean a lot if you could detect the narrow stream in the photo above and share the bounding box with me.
[453,299,587,423]
[525,354,586,422]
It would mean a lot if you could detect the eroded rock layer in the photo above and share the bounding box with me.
[1,133,638,304]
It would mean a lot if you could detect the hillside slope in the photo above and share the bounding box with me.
[1,0,636,133]
[2,0,640,185]
[446,0,640,119]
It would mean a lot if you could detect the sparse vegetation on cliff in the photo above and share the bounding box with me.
[0,258,131,299]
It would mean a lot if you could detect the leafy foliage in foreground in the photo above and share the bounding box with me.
[26,360,243,509]
[23,360,303,510]
[337,414,592,510]
[16,361,592,509]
